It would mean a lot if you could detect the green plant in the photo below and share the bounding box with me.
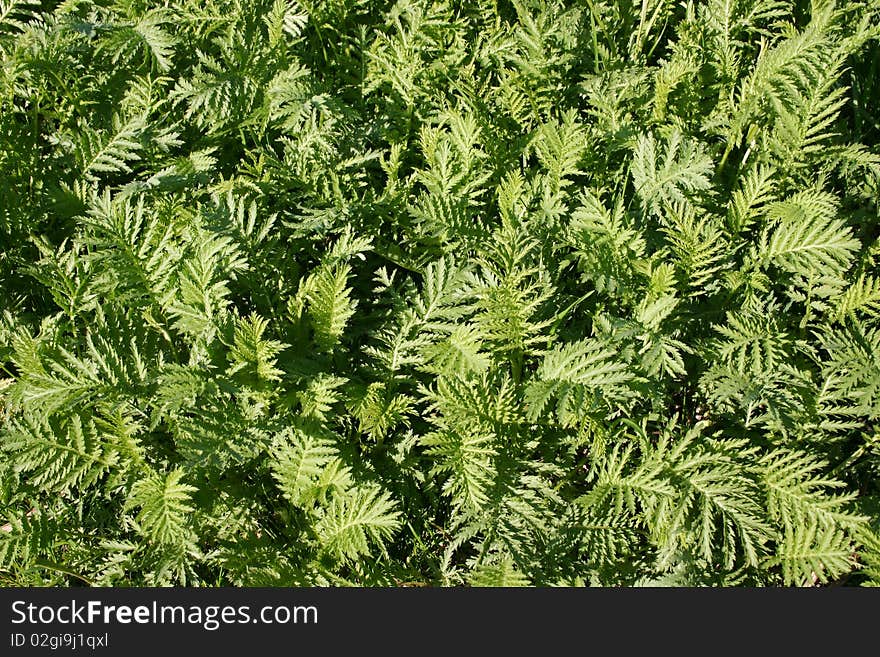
[1,0,879,587]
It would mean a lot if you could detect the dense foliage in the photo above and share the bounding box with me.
[1,0,879,587]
